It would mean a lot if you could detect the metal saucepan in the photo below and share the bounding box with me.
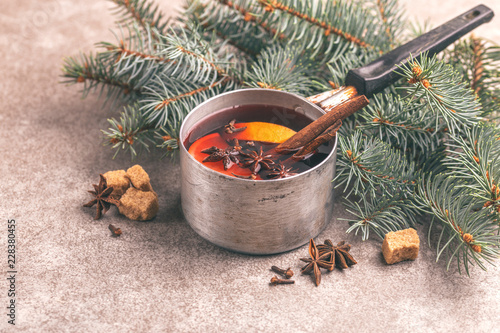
[179,5,493,254]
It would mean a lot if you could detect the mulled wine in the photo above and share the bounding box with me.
[184,104,335,180]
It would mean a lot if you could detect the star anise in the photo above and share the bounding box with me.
[227,138,243,153]
[83,174,120,220]
[317,239,357,269]
[224,119,247,134]
[267,163,298,179]
[300,239,334,286]
[201,146,239,170]
[240,146,275,174]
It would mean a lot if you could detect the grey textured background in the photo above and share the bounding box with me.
[1,0,499,332]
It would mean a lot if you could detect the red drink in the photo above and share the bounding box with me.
[184,104,334,180]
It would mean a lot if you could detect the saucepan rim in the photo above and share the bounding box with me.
[179,88,338,182]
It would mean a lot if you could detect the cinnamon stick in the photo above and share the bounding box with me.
[293,119,342,159]
[275,95,369,153]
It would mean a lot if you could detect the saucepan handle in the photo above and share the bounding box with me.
[344,4,494,98]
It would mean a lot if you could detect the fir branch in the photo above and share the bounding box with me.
[371,0,406,50]
[445,123,500,212]
[156,24,243,84]
[445,36,500,117]
[184,0,275,58]
[406,17,432,40]
[335,130,418,197]
[113,45,169,63]
[214,0,286,40]
[398,53,482,134]
[357,94,444,160]
[327,52,379,88]
[414,174,500,275]
[375,0,393,47]
[471,38,500,114]
[101,23,241,87]
[102,105,156,159]
[152,77,230,111]
[156,121,181,159]
[257,0,376,50]
[61,53,139,104]
[244,45,317,95]
[343,195,417,241]
[471,36,485,95]
[96,24,173,90]
[110,0,170,34]
[139,73,234,127]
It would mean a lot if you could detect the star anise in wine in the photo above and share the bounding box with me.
[300,239,334,286]
[267,163,298,179]
[240,146,275,174]
[227,138,243,153]
[224,119,247,134]
[201,146,239,170]
[317,239,357,269]
[83,174,120,220]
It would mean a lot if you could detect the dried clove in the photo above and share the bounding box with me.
[224,119,247,134]
[270,276,295,286]
[271,266,294,279]
[108,224,122,237]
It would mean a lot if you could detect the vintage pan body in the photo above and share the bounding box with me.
[180,89,336,254]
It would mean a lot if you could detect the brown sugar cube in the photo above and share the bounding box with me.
[118,187,159,221]
[103,170,130,198]
[382,228,420,265]
[126,165,153,192]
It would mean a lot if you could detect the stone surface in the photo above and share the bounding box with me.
[118,187,159,221]
[382,228,420,264]
[1,1,499,332]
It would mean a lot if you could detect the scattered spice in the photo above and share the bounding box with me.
[83,174,120,219]
[267,240,357,287]
[201,146,240,170]
[227,138,243,153]
[271,266,294,279]
[224,119,247,134]
[108,224,122,237]
[317,240,357,269]
[300,239,333,286]
[270,275,295,286]
[267,163,298,179]
[240,146,275,174]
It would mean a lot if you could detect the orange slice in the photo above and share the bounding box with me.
[232,122,296,143]
[188,132,260,179]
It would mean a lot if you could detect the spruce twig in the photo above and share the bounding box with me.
[414,174,500,275]
[110,0,170,34]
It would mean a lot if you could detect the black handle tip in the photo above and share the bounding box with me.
[344,4,494,98]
